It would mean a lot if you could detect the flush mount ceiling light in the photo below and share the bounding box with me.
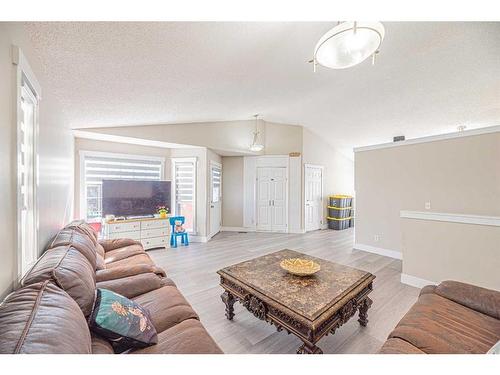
[249,114,264,152]
[312,21,385,71]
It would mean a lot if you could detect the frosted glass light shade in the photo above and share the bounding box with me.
[314,22,385,69]
[249,143,264,152]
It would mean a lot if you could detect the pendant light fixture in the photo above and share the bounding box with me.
[312,21,385,71]
[249,114,264,152]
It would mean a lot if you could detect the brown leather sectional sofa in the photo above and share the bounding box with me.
[0,220,222,354]
[379,280,500,354]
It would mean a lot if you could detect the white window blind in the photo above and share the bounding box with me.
[82,153,163,220]
[172,158,196,233]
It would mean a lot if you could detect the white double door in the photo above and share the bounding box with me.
[304,165,323,232]
[256,167,287,232]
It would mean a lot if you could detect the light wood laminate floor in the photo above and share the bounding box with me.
[148,228,419,354]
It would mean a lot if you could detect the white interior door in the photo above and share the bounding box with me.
[270,168,287,232]
[257,168,273,231]
[209,162,222,237]
[305,165,323,232]
[257,167,287,232]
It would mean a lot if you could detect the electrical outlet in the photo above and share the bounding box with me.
[425,202,431,210]
[374,234,380,242]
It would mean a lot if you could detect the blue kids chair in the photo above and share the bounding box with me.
[169,216,189,248]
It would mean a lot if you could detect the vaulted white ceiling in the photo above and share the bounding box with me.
[25,22,500,155]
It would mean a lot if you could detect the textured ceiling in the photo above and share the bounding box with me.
[25,22,500,154]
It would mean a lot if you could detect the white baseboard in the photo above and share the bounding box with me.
[289,228,306,234]
[221,226,255,232]
[353,243,402,260]
[400,273,437,289]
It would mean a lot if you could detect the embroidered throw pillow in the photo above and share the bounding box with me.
[88,289,157,352]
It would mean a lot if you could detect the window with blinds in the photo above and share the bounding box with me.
[82,152,164,220]
[211,164,221,203]
[172,158,196,233]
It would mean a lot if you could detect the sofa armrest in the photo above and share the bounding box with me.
[96,264,166,282]
[419,285,437,296]
[435,280,500,320]
[96,273,165,299]
[98,238,142,252]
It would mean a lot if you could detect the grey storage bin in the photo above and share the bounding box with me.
[327,217,351,230]
[328,206,351,218]
[329,195,353,208]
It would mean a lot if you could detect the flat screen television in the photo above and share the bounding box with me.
[102,180,171,217]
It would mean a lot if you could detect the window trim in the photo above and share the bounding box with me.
[13,46,41,282]
[79,150,165,221]
[171,157,197,235]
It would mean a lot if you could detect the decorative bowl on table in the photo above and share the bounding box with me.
[279,258,321,276]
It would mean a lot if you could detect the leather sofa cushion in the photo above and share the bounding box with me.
[65,220,98,245]
[131,319,222,354]
[96,264,167,282]
[21,245,96,317]
[378,338,425,354]
[389,293,500,353]
[91,333,114,354]
[48,228,97,269]
[132,286,199,333]
[0,281,91,354]
[96,243,106,270]
[104,243,146,264]
[105,253,156,269]
[96,252,106,270]
[97,273,165,299]
[435,281,500,320]
[96,243,105,258]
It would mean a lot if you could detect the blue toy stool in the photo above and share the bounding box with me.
[169,216,189,248]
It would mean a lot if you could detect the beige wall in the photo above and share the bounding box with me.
[74,137,172,218]
[302,128,355,224]
[221,156,244,227]
[355,132,500,254]
[77,120,303,156]
[402,219,500,290]
[264,121,303,155]
[0,24,74,298]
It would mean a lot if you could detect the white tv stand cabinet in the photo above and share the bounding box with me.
[102,217,170,250]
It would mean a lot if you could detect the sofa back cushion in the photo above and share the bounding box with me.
[21,245,96,316]
[0,281,91,354]
[65,220,98,245]
[49,228,97,269]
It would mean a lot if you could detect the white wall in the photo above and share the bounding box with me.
[0,24,74,298]
[302,128,355,225]
[74,137,172,218]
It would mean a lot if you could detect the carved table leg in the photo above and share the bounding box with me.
[221,291,236,320]
[297,342,323,354]
[358,297,373,327]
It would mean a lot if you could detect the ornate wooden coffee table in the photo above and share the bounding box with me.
[217,249,375,354]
